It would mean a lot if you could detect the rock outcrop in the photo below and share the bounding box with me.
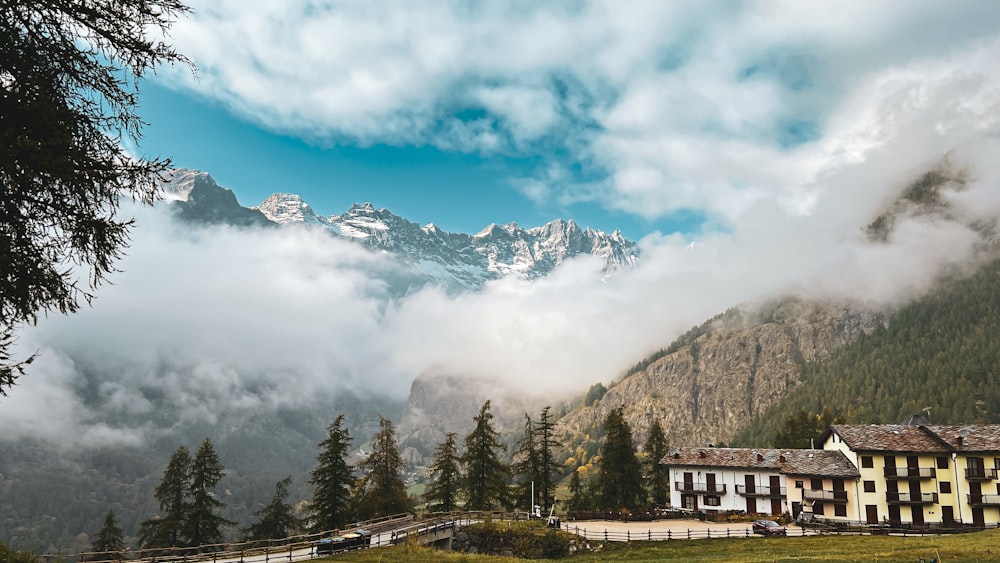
[555,298,888,451]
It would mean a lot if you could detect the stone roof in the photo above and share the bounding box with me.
[660,447,859,478]
[925,425,1000,453]
[826,425,950,453]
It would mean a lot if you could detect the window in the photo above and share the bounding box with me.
[704,495,721,506]
[813,502,825,516]
[864,481,876,493]
[937,457,949,470]
[861,456,873,468]
[835,504,847,517]
[940,482,952,494]
[795,480,803,489]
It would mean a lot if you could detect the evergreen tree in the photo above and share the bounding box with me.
[0,0,190,389]
[772,407,845,449]
[595,408,643,511]
[567,466,587,512]
[89,509,126,561]
[535,406,562,512]
[183,438,231,547]
[643,419,670,507]
[139,445,191,548]
[308,415,355,532]
[354,416,412,520]
[243,476,300,541]
[424,432,461,512]
[511,414,542,511]
[460,401,510,510]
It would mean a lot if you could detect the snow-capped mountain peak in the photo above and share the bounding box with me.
[161,170,640,291]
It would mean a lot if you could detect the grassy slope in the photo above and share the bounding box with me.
[329,528,1000,562]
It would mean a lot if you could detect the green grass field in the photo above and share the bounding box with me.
[328,528,1000,562]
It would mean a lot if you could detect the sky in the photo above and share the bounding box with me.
[5,0,1000,448]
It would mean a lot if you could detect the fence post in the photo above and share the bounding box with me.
[604,529,608,542]
[687,529,691,540]
[707,528,711,539]
[288,543,293,562]
[627,530,630,542]
[727,528,730,538]
[265,546,269,563]
[648,529,651,541]
[668,529,672,540]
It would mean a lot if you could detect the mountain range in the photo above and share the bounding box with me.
[162,169,639,292]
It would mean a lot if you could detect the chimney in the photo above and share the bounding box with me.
[957,436,964,446]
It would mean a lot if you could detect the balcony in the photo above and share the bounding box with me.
[735,485,786,497]
[802,489,849,503]
[967,494,1000,506]
[883,467,936,479]
[675,481,727,494]
[964,468,999,480]
[886,492,938,504]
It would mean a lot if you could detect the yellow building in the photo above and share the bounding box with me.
[822,424,1000,527]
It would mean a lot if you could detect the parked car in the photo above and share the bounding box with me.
[752,519,787,536]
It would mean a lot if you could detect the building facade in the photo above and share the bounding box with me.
[660,447,859,520]
[822,424,1000,527]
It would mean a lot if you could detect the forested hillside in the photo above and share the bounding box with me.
[733,256,1000,447]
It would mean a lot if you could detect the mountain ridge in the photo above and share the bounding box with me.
[161,168,640,292]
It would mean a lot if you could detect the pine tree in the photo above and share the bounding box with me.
[460,401,510,510]
[424,432,461,512]
[184,438,231,547]
[511,414,541,511]
[595,407,643,511]
[535,406,562,512]
[243,476,300,541]
[139,445,191,548]
[354,416,412,520]
[308,415,355,532]
[0,0,191,390]
[643,419,669,507]
[567,466,587,512]
[89,509,126,561]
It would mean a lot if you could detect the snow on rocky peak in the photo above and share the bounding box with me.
[255,193,326,226]
[160,169,640,291]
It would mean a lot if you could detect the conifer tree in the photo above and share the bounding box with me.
[511,414,541,511]
[643,419,670,507]
[535,406,562,511]
[354,416,412,520]
[89,509,126,561]
[460,401,510,510]
[139,445,191,548]
[567,467,585,511]
[308,415,355,532]
[424,432,461,512]
[595,407,643,511]
[243,476,300,541]
[184,438,231,547]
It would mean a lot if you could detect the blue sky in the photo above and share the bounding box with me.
[138,80,701,239]
[135,1,1000,242]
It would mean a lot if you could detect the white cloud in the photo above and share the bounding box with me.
[6,1,1000,449]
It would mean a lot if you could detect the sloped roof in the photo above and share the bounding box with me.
[660,447,858,478]
[825,425,949,453]
[926,425,1000,453]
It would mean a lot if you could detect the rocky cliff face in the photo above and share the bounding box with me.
[396,372,549,467]
[555,299,888,451]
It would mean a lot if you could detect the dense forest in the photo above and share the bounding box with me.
[733,256,1000,447]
